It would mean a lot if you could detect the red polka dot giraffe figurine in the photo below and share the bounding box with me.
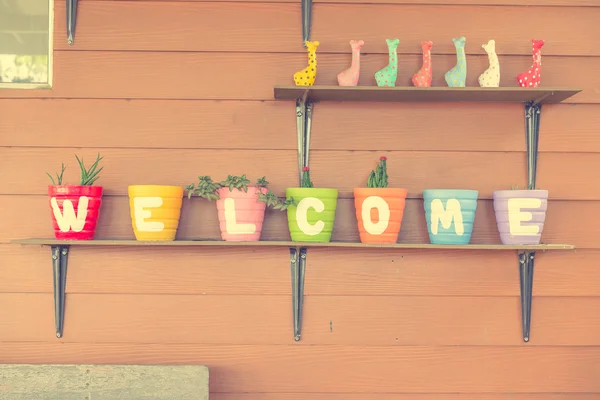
[517,39,545,88]
[337,40,365,86]
[412,40,433,87]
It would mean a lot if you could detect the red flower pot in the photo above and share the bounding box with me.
[48,185,103,240]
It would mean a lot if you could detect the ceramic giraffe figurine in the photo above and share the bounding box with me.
[412,40,433,87]
[517,39,545,88]
[478,39,500,87]
[337,40,365,86]
[444,36,467,87]
[375,38,400,87]
[293,40,320,86]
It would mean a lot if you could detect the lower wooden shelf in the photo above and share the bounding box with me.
[10,238,575,343]
[11,238,574,251]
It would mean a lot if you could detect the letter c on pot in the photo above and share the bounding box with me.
[296,197,325,235]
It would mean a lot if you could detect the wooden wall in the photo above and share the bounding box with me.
[1,0,600,398]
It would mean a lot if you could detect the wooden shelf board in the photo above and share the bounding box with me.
[273,85,582,104]
[11,238,575,251]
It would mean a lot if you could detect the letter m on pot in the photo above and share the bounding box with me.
[51,196,89,232]
[430,198,464,235]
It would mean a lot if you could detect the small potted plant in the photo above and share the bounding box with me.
[354,156,408,244]
[186,175,294,241]
[46,153,104,240]
[493,184,548,245]
[285,167,339,242]
[422,188,478,245]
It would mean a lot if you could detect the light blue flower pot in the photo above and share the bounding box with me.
[423,189,479,245]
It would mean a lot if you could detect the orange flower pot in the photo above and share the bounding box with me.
[353,188,408,244]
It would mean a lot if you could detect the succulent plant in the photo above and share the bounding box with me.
[186,176,221,200]
[367,156,389,188]
[510,183,539,190]
[46,153,103,186]
[301,167,314,188]
[186,175,296,210]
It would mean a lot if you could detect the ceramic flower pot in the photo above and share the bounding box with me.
[128,185,184,241]
[286,188,338,242]
[353,187,408,244]
[215,186,267,241]
[493,189,549,245]
[423,189,478,245]
[48,185,103,240]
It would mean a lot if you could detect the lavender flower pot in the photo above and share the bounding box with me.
[493,190,548,245]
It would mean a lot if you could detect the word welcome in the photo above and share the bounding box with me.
[52,195,545,237]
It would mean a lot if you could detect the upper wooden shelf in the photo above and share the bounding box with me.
[273,85,582,104]
[11,238,574,251]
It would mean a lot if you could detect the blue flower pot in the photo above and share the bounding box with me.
[423,189,479,245]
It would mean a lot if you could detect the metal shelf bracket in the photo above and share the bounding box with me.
[292,90,312,342]
[519,250,535,342]
[301,0,313,46]
[295,91,314,183]
[66,0,78,45]
[51,245,69,338]
[519,100,542,342]
[290,247,307,341]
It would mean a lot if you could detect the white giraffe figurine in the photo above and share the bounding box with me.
[478,39,500,87]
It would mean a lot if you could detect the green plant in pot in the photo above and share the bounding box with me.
[285,167,339,242]
[354,156,408,244]
[47,153,104,240]
[186,174,294,241]
[492,183,548,245]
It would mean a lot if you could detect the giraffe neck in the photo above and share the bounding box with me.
[487,50,499,65]
[309,50,317,67]
[388,47,397,65]
[456,47,466,67]
[422,50,431,68]
[533,49,541,67]
[350,49,361,68]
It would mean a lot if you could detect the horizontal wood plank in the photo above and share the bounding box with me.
[92,0,600,5]
[2,147,599,200]
[2,101,598,153]
[1,245,594,296]
[0,364,209,400]
[95,0,600,5]
[52,1,600,56]
[0,342,599,392]
[211,395,600,400]
[0,53,596,103]
[2,293,600,345]
[0,100,295,151]
[2,196,594,247]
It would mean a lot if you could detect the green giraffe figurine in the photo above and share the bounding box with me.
[444,36,467,87]
[375,38,400,87]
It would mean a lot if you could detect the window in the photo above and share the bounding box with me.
[0,0,53,88]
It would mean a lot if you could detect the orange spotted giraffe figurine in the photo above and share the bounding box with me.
[293,40,320,87]
[517,39,545,88]
[337,40,365,86]
[412,40,433,87]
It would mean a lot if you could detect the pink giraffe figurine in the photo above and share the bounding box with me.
[412,41,433,87]
[517,39,545,88]
[337,40,365,86]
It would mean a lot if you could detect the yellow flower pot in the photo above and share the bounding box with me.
[128,185,184,241]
